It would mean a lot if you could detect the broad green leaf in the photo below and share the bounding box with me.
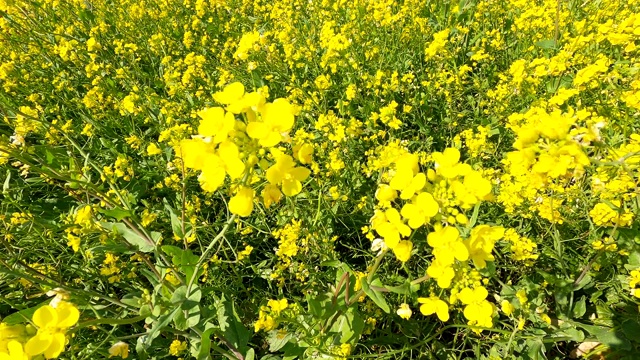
[360,277,390,313]
[268,330,292,352]
[101,222,155,252]
[145,306,180,346]
[197,328,215,360]
[573,296,586,318]
[99,207,133,221]
[215,294,250,354]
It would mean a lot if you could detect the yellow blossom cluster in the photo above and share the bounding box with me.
[0,299,79,359]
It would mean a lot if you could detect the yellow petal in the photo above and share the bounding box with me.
[32,305,57,328]
[197,107,226,137]
[393,240,413,262]
[25,332,53,356]
[246,121,269,140]
[263,99,294,132]
[43,332,66,359]
[281,178,302,197]
[259,131,282,148]
[435,301,450,322]
[213,82,244,104]
[55,302,80,328]
[290,167,310,182]
[229,187,254,217]
[198,165,225,193]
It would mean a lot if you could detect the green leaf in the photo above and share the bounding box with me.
[330,307,364,343]
[385,282,411,295]
[101,222,155,252]
[2,169,10,194]
[555,328,584,342]
[171,286,188,305]
[173,305,201,331]
[197,328,215,360]
[573,296,586,318]
[245,348,255,360]
[526,339,546,360]
[145,306,180,346]
[592,327,631,349]
[215,294,250,354]
[360,277,390,313]
[535,39,556,49]
[99,207,133,221]
[268,330,292,352]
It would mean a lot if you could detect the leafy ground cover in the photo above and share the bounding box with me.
[1,0,640,359]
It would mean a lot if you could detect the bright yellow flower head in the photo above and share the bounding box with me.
[432,148,465,178]
[464,225,504,269]
[197,107,235,144]
[108,341,129,359]
[373,208,411,249]
[0,340,27,360]
[179,138,214,171]
[24,302,79,358]
[266,154,310,196]
[267,298,288,313]
[400,191,439,228]
[418,296,449,321]
[426,259,456,289]
[213,82,245,105]
[262,184,283,208]
[390,154,425,199]
[375,184,398,203]
[293,143,314,164]
[393,240,413,262]
[396,303,412,320]
[247,99,295,148]
[427,226,469,265]
[228,187,255,217]
[146,143,161,156]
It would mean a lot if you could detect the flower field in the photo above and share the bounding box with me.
[1,0,640,358]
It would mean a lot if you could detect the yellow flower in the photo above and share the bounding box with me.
[25,302,80,358]
[516,289,527,305]
[432,148,467,179]
[108,341,129,359]
[168,340,187,356]
[197,107,235,144]
[179,138,214,171]
[501,300,515,316]
[146,143,161,156]
[400,192,439,228]
[427,226,469,266]
[266,154,310,196]
[213,82,245,105]
[459,287,493,327]
[396,303,412,320]
[261,184,283,208]
[426,259,455,289]
[464,225,504,269]
[373,208,411,249]
[293,143,314,164]
[390,156,426,199]
[0,340,27,360]
[375,184,397,203]
[418,296,449,321]
[540,313,552,325]
[393,240,413,262]
[246,99,295,147]
[228,187,255,217]
[267,298,288,313]
[254,310,276,332]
